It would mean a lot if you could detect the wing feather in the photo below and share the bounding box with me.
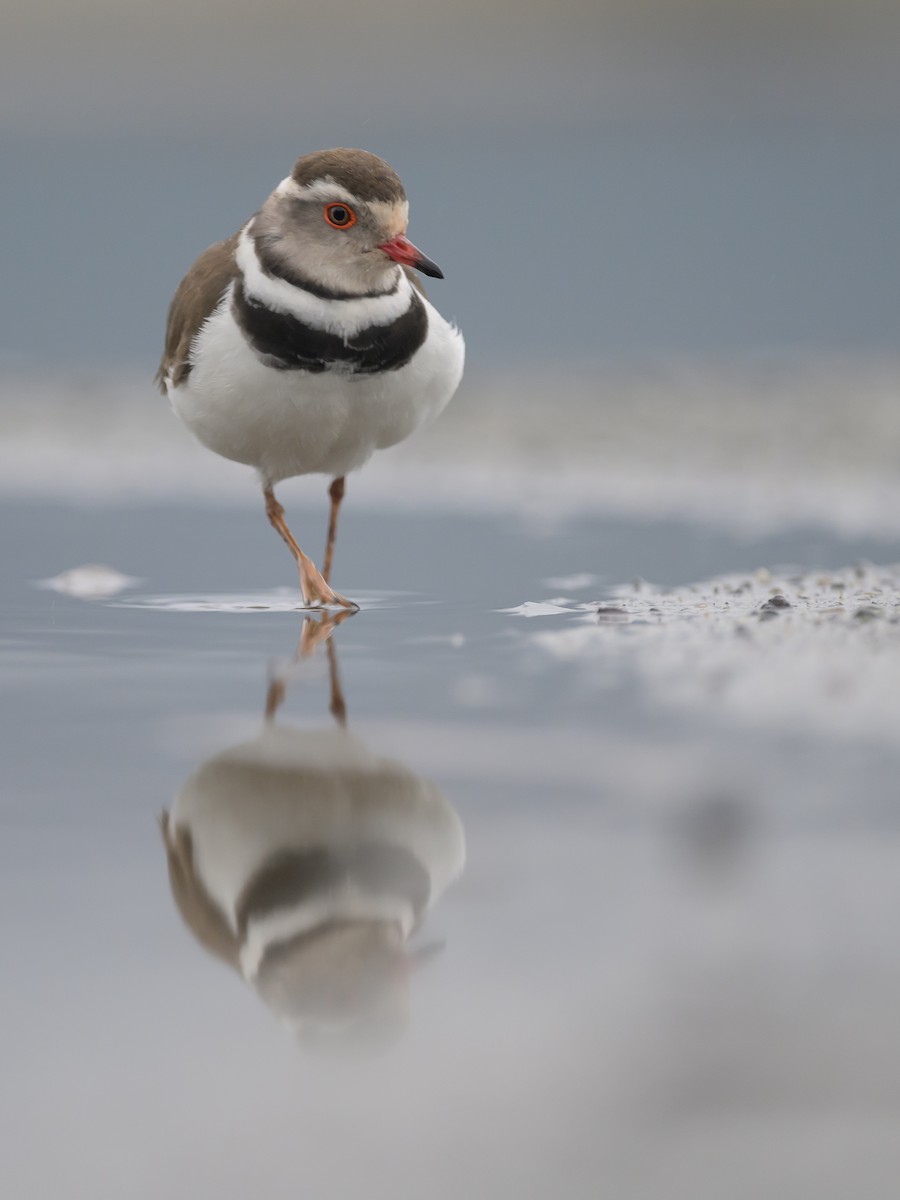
[155,232,240,393]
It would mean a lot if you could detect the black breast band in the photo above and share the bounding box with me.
[232,283,428,375]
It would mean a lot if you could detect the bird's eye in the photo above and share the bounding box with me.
[324,203,356,229]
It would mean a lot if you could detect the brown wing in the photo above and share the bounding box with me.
[155,231,240,394]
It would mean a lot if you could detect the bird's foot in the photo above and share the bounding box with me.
[299,556,358,611]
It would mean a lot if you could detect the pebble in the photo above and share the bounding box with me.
[758,598,790,617]
[596,606,630,623]
[854,606,882,620]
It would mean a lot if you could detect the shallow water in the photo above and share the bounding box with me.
[4,502,900,1199]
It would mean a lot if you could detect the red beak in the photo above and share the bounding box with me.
[378,234,444,279]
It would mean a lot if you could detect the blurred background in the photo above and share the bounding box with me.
[5,5,900,1200]
[5,0,900,367]
[3,0,900,524]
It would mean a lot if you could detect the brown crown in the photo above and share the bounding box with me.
[290,148,407,204]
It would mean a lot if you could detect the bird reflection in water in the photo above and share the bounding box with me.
[161,613,465,1047]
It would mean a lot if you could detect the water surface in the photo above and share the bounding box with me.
[3,503,900,1199]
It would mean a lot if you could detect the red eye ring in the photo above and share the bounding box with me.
[324,203,357,230]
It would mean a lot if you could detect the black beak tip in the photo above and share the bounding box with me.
[418,258,444,280]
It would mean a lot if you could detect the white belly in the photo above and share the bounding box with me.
[167,289,465,484]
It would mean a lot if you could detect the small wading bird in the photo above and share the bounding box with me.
[157,149,464,608]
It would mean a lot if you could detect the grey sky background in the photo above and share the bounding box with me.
[3,0,900,370]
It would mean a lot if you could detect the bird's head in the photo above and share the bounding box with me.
[252,147,442,296]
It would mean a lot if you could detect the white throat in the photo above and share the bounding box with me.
[236,226,413,338]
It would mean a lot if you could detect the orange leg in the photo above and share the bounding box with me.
[322,476,345,585]
[263,484,356,610]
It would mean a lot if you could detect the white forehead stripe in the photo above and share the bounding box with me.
[236,227,414,336]
[276,176,358,206]
[274,175,304,199]
[274,177,409,233]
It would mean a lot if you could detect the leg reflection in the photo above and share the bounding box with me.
[265,610,351,723]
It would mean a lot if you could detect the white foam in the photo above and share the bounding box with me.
[516,563,900,743]
[113,589,407,613]
[36,564,142,599]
